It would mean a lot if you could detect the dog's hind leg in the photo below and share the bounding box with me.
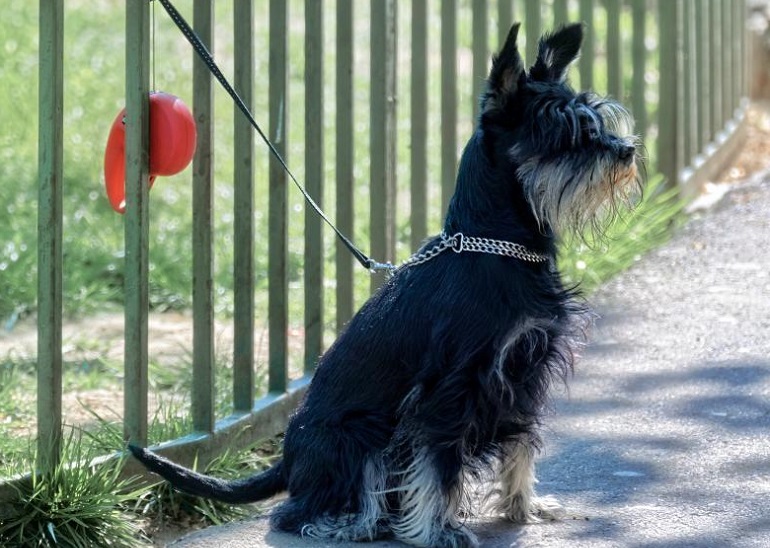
[271,493,388,542]
[296,456,389,541]
[489,438,564,523]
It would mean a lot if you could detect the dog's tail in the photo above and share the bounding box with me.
[128,444,286,504]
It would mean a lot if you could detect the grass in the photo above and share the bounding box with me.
[131,439,278,532]
[560,173,685,293]
[0,429,148,548]
[0,422,278,547]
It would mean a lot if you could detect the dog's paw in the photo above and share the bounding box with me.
[529,495,565,522]
[494,494,564,524]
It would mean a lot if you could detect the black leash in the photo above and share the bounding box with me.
[156,0,392,272]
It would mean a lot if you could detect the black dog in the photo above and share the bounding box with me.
[131,23,640,548]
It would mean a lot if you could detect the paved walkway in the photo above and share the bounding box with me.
[170,171,770,548]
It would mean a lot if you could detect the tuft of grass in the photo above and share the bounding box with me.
[132,440,277,531]
[0,428,149,548]
[559,174,685,294]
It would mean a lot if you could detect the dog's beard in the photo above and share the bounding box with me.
[518,151,641,240]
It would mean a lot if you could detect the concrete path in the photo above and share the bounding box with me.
[170,172,770,547]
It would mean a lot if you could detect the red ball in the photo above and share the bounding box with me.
[104,92,196,214]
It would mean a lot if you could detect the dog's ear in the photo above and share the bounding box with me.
[482,23,525,112]
[529,23,583,82]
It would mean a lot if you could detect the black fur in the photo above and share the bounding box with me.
[131,23,640,548]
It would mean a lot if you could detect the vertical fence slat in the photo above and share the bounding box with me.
[722,0,733,122]
[631,0,647,140]
[658,0,683,186]
[579,0,594,90]
[304,0,324,374]
[498,0,513,49]
[683,0,695,164]
[441,0,457,216]
[554,0,569,27]
[525,0,541,66]
[737,0,743,101]
[123,0,150,447]
[738,0,751,98]
[606,0,621,100]
[733,0,743,107]
[472,0,488,122]
[233,0,255,412]
[410,0,428,250]
[269,0,289,393]
[710,0,723,139]
[192,0,215,432]
[369,0,397,293]
[696,0,710,153]
[37,0,64,469]
[335,0,354,331]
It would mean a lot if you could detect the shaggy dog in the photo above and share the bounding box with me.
[131,22,640,548]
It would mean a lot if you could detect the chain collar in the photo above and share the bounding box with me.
[389,232,549,271]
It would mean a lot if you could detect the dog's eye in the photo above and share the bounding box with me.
[584,125,600,140]
[576,109,602,143]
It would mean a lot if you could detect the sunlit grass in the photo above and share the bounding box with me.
[0,429,148,548]
[560,174,685,294]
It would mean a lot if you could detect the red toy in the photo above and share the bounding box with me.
[104,92,196,213]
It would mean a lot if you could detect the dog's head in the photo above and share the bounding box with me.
[455,23,642,240]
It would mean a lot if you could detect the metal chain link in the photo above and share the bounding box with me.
[456,234,550,263]
[396,232,549,272]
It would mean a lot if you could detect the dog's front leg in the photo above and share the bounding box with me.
[390,444,478,548]
[490,438,564,523]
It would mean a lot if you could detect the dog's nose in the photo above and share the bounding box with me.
[619,144,635,161]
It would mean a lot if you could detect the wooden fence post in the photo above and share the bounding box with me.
[472,0,488,122]
[191,0,216,433]
[579,0,594,90]
[37,0,65,469]
[525,0,541,66]
[233,0,255,412]
[304,0,324,373]
[124,0,150,447]
[441,0,458,216]
[335,0,354,330]
[606,0,622,100]
[631,0,647,140]
[657,0,683,187]
[410,0,428,250]
[269,0,289,394]
[370,0,398,292]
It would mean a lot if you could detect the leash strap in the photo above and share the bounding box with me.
[156,0,380,271]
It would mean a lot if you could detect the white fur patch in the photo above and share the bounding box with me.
[486,440,564,523]
[390,446,476,548]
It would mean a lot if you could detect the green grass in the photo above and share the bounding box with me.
[0,421,278,547]
[0,429,148,548]
[131,439,278,531]
[560,174,685,293]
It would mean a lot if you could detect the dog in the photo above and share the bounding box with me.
[130,22,640,548]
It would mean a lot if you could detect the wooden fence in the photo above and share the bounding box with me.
[8,0,753,486]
